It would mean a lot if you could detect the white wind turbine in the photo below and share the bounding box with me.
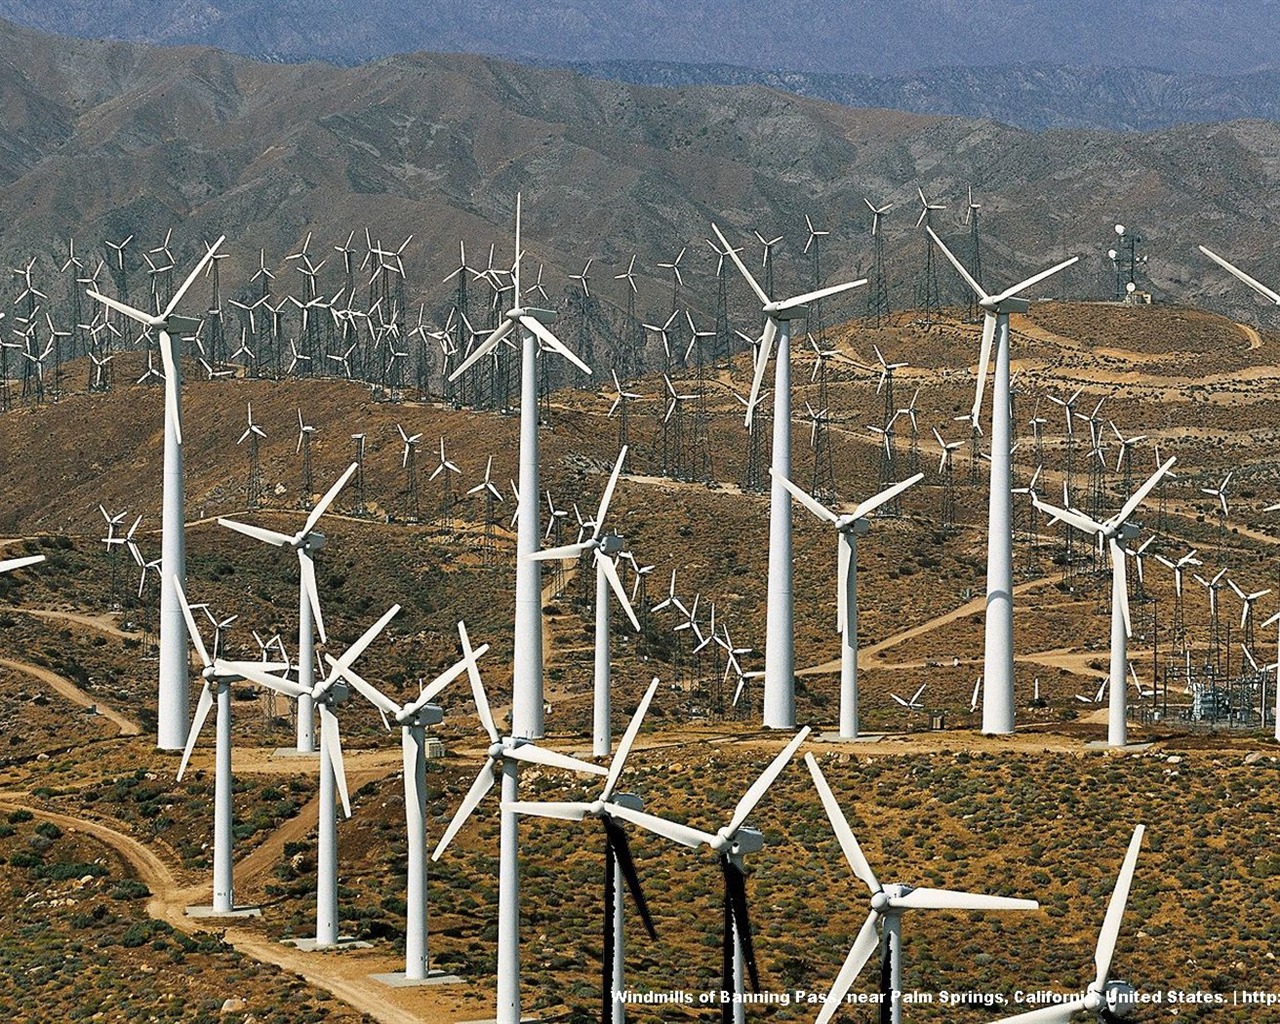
[86,236,226,750]
[530,446,640,756]
[806,753,1038,1024]
[773,470,923,737]
[173,578,297,916]
[239,604,401,948]
[712,221,867,730]
[926,227,1079,735]
[445,193,591,1020]
[504,679,662,1024]
[335,621,490,981]
[431,647,607,1020]
[217,463,358,752]
[606,728,811,1024]
[1034,457,1175,746]
[990,826,1145,1024]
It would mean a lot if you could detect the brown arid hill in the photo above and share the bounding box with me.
[6,16,1280,338]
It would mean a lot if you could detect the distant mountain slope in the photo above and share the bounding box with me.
[0,17,1277,331]
[544,60,1280,132]
[1,0,1277,78]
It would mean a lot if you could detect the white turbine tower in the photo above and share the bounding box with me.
[926,227,1078,735]
[806,753,1038,1024]
[173,578,297,916]
[240,604,401,948]
[1033,458,1175,746]
[530,446,639,755]
[990,825,1145,1024]
[773,470,923,737]
[336,621,491,982]
[712,221,866,730]
[86,236,226,750]
[445,195,592,1023]
[218,463,358,752]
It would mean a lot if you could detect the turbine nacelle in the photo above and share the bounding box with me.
[506,305,557,325]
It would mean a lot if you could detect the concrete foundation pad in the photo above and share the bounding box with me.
[272,747,320,759]
[813,731,889,743]
[284,936,374,952]
[371,970,464,988]
[1083,741,1155,752]
[185,905,262,919]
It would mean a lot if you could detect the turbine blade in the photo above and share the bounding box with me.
[217,517,292,548]
[725,726,810,836]
[1094,824,1145,989]
[604,816,657,939]
[1113,457,1175,526]
[711,223,769,305]
[815,911,881,1024]
[336,662,399,720]
[522,315,592,375]
[172,576,211,668]
[851,472,925,520]
[0,554,44,574]
[458,621,499,743]
[600,554,641,632]
[992,255,1080,304]
[744,319,777,427]
[432,758,496,860]
[508,742,609,776]
[805,754,880,893]
[1198,245,1280,305]
[504,800,592,821]
[603,801,718,849]
[602,678,659,802]
[529,541,594,562]
[837,535,851,634]
[971,313,997,425]
[777,278,867,311]
[1112,539,1132,639]
[925,226,989,300]
[159,334,183,445]
[234,662,308,700]
[300,552,326,646]
[177,681,214,781]
[162,235,225,317]
[402,727,421,819]
[320,703,351,818]
[890,888,1038,911]
[596,445,628,531]
[771,469,839,524]
[85,289,159,327]
[406,641,491,717]
[303,462,358,536]
[448,319,509,382]
[326,604,401,685]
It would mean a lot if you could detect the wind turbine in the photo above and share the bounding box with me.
[173,578,297,916]
[806,753,1039,1024]
[712,221,866,730]
[217,463,358,752]
[1033,457,1175,746]
[240,604,401,948]
[505,679,662,1024]
[530,446,640,756]
[926,227,1079,735]
[773,470,923,737]
[431,652,607,1024]
[336,621,490,982]
[990,826,1145,1024]
[86,235,225,750]
[607,727,810,1024]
